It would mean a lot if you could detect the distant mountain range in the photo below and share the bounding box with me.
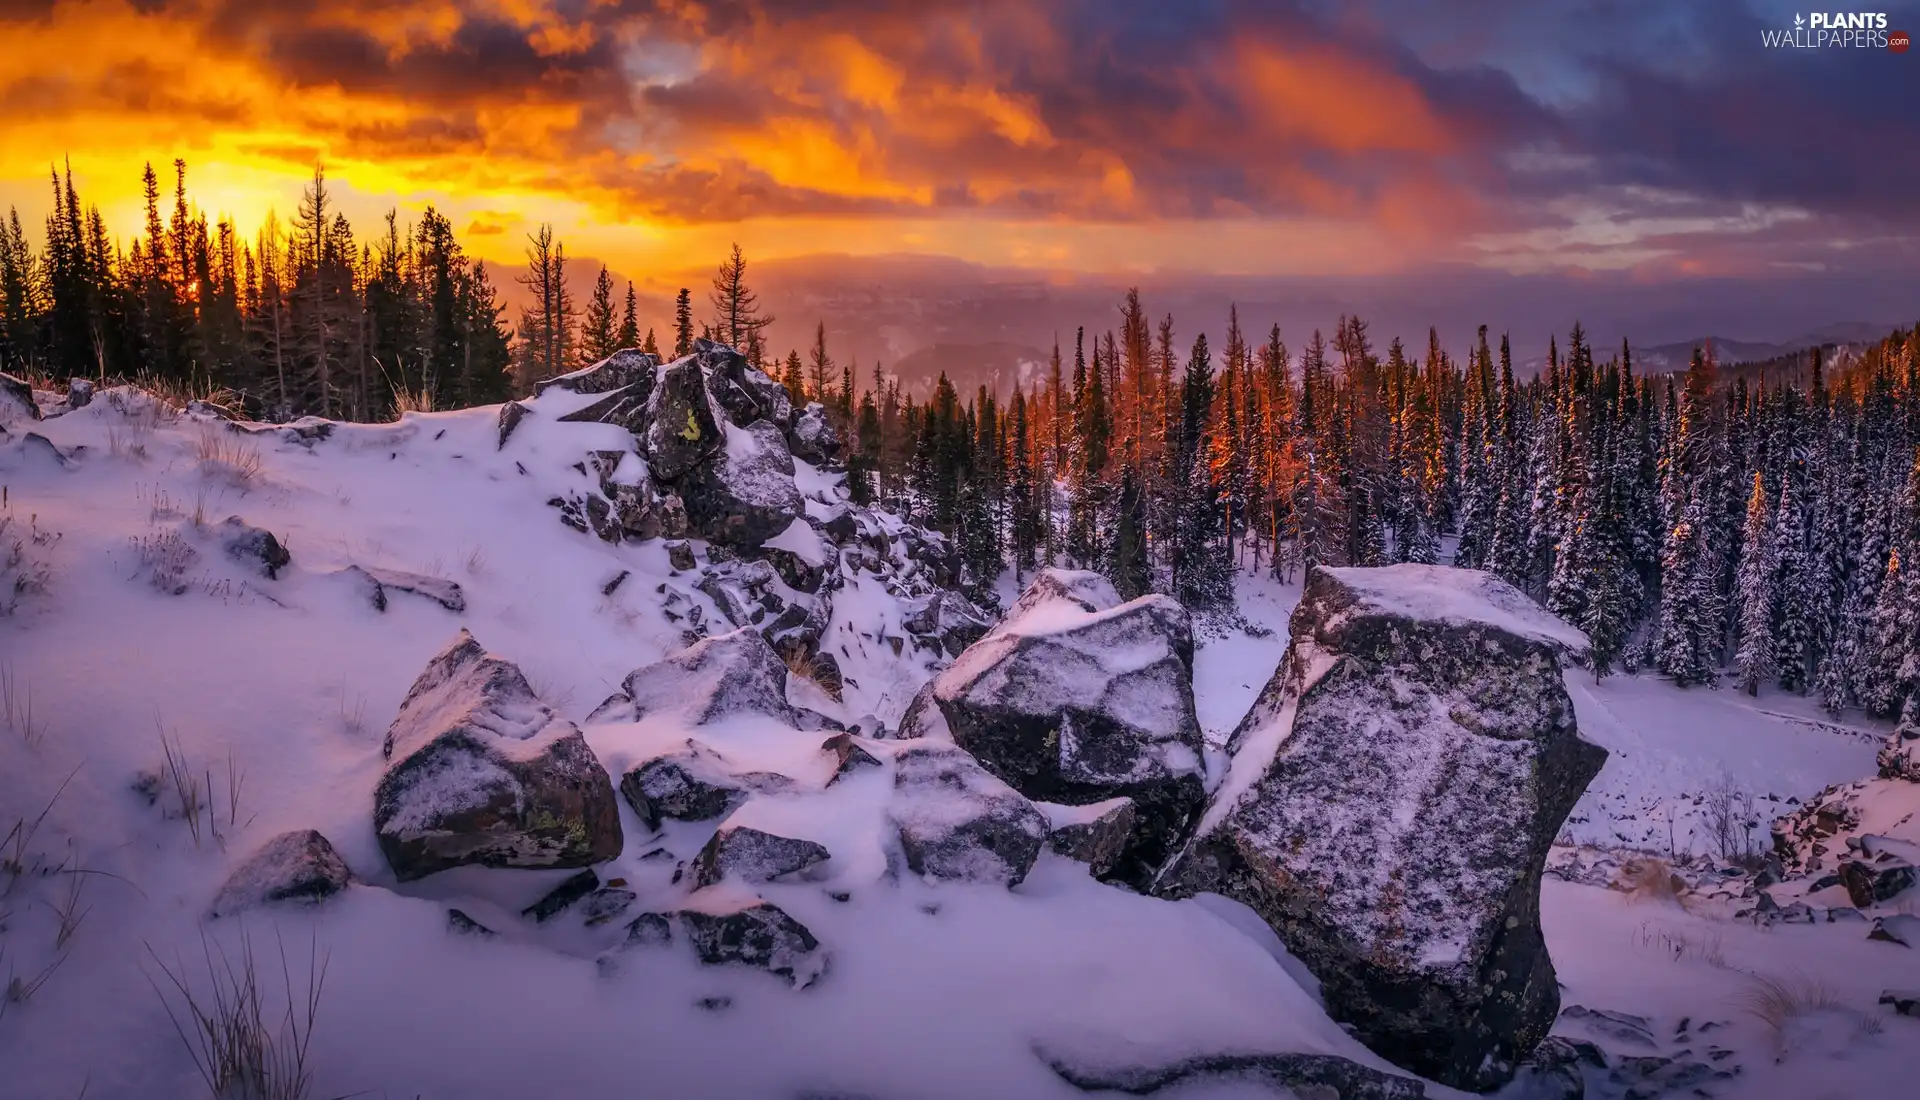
[1519,321,1907,377]
[887,342,1051,400]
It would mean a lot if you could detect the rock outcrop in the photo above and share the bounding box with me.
[210,830,352,917]
[1162,565,1605,1091]
[374,630,623,880]
[928,569,1206,889]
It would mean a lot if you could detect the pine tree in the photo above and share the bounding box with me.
[708,243,770,351]
[617,281,640,349]
[781,350,805,405]
[580,265,619,366]
[673,288,693,357]
[1111,467,1151,598]
[1733,473,1776,695]
[807,321,832,404]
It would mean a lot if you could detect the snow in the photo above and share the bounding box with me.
[763,517,829,568]
[1321,563,1592,654]
[3,385,1916,1098]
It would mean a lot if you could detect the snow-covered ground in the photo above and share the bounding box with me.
[1,386,1916,1099]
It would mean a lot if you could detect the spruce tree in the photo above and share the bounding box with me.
[673,288,693,357]
[580,265,619,366]
[617,281,640,349]
[1733,473,1776,695]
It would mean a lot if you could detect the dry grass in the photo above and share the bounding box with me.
[145,928,332,1100]
[1736,971,1880,1059]
[389,385,434,418]
[338,693,368,740]
[462,546,488,577]
[132,369,237,413]
[132,529,198,595]
[2,663,46,748]
[0,509,59,617]
[194,426,264,488]
[1,946,69,1021]
[154,726,250,849]
[1633,921,1727,967]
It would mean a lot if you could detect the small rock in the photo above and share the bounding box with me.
[580,888,638,927]
[0,372,41,421]
[623,912,674,947]
[821,733,882,785]
[1042,798,1137,878]
[665,539,696,571]
[448,909,497,937]
[209,830,352,917]
[497,400,529,449]
[1870,914,1919,947]
[890,744,1047,888]
[692,825,831,888]
[1880,989,1920,1016]
[523,869,601,923]
[672,891,828,988]
[218,516,291,579]
[1840,855,1916,908]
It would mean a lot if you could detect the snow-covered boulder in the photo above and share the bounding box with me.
[788,401,841,466]
[340,565,466,613]
[1038,1046,1426,1100]
[1840,846,1916,907]
[928,568,1205,889]
[374,630,624,881]
[536,348,658,396]
[692,822,831,887]
[496,400,528,449]
[821,732,882,784]
[557,382,655,435]
[644,356,723,480]
[698,341,792,430]
[209,829,352,917]
[680,420,804,549]
[1163,565,1605,1091]
[617,740,795,831]
[889,743,1048,887]
[609,628,805,728]
[217,516,290,579]
[1880,721,1919,783]
[760,519,833,593]
[1,371,41,422]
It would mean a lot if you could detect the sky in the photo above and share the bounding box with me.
[0,0,1916,352]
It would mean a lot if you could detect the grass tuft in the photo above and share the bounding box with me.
[145,928,332,1100]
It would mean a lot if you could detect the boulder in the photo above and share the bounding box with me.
[889,682,948,741]
[618,740,794,831]
[889,743,1047,887]
[698,341,793,430]
[680,421,804,549]
[374,630,623,881]
[1040,798,1137,878]
[0,372,40,422]
[617,628,803,727]
[496,400,528,449]
[218,516,290,579]
[209,830,352,917]
[930,568,1206,889]
[1162,565,1605,1091]
[760,519,833,593]
[644,356,723,480]
[1882,989,1920,1017]
[1870,914,1918,947]
[1840,853,1916,908]
[787,401,842,466]
[536,348,658,396]
[692,824,831,887]
[903,591,993,657]
[666,539,696,571]
[67,378,95,410]
[558,384,654,435]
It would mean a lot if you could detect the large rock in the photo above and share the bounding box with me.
[930,568,1205,889]
[680,420,804,549]
[903,591,993,657]
[889,743,1047,887]
[557,383,654,435]
[1162,565,1605,1091]
[209,830,352,917]
[612,628,804,728]
[644,355,723,480]
[0,372,40,422]
[692,823,831,887]
[536,348,658,396]
[374,630,623,881]
[698,341,792,430]
[788,401,841,465]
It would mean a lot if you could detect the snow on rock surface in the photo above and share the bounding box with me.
[1164,564,1607,1091]
[608,627,827,730]
[889,742,1048,887]
[374,629,623,880]
[208,829,354,917]
[931,568,1206,888]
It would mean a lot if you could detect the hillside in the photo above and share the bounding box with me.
[0,366,1916,1099]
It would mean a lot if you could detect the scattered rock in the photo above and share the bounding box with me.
[496,400,529,449]
[66,378,94,410]
[19,432,69,468]
[580,887,637,927]
[657,889,828,988]
[902,590,993,657]
[622,912,673,947]
[447,908,497,937]
[1840,853,1916,908]
[340,565,467,613]
[218,516,291,579]
[1040,798,1137,878]
[932,568,1205,889]
[665,539,696,571]
[617,627,811,728]
[1881,724,1920,782]
[1162,565,1605,1091]
[374,630,623,880]
[619,741,794,831]
[558,384,655,435]
[1881,989,1920,1017]
[209,830,352,917]
[821,733,882,785]
[890,743,1047,888]
[1870,914,1919,947]
[692,824,831,887]
[523,869,601,923]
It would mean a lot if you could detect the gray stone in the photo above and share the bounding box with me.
[340,565,466,613]
[218,516,290,579]
[644,356,722,480]
[210,830,352,917]
[522,869,600,922]
[679,420,803,549]
[1041,798,1137,878]
[496,400,529,449]
[619,740,794,831]
[536,348,658,396]
[1162,565,1606,1091]
[1037,1045,1426,1099]
[0,372,40,421]
[692,824,831,888]
[890,744,1047,887]
[787,401,841,466]
[374,630,623,881]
